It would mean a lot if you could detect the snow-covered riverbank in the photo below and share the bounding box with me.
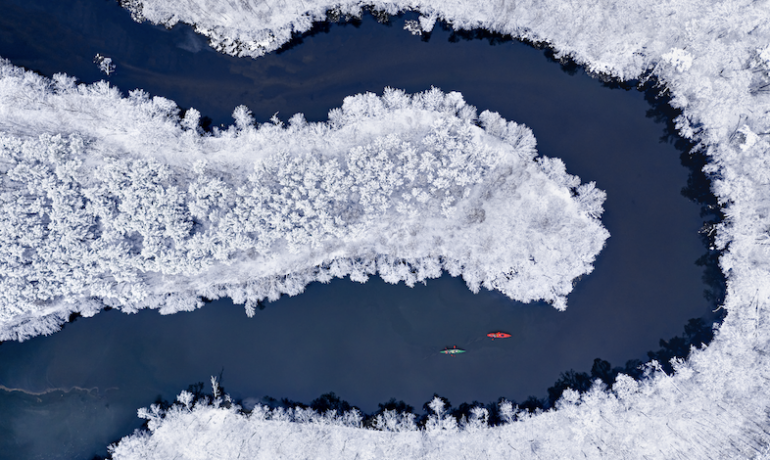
[0,63,607,341]
[104,0,770,458]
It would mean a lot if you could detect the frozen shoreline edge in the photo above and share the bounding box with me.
[0,68,608,342]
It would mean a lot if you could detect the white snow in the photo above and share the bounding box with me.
[104,0,770,458]
[108,367,766,460]
[661,48,693,73]
[0,61,607,341]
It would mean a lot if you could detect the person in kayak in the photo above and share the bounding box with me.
[487,332,511,340]
[440,346,466,355]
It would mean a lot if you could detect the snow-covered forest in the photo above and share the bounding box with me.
[103,0,770,459]
[0,60,608,341]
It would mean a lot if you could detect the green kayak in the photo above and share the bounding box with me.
[440,346,466,355]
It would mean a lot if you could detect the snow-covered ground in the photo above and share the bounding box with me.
[0,61,608,341]
[103,0,770,459]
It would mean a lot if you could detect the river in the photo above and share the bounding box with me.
[0,1,720,458]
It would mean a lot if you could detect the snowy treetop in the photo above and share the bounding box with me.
[0,59,608,341]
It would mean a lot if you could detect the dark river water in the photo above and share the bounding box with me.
[0,1,721,459]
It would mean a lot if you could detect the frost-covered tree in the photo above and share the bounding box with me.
[93,54,116,76]
[108,356,766,460]
[0,61,608,340]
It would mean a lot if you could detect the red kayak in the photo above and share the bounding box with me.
[487,332,511,340]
